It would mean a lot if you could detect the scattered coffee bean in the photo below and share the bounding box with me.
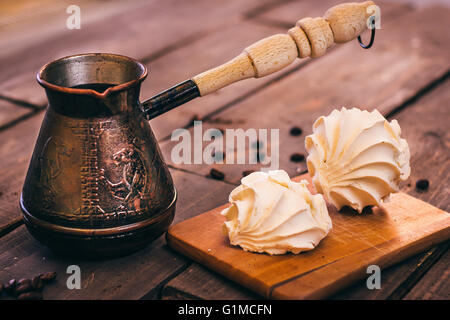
[17,278,32,286]
[14,282,33,296]
[39,271,57,283]
[31,276,44,292]
[289,126,303,136]
[4,279,16,293]
[415,179,429,191]
[242,170,255,177]
[290,153,305,163]
[209,168,225,180]
[17,291,43,300]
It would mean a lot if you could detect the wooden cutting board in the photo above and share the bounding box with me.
[166,174,450,299]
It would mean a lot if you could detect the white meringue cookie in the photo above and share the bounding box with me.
[221,170,332,255]
[305,107,411,212]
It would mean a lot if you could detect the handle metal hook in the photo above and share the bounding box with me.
[358,16,376,49]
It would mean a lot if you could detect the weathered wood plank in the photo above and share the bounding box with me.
[0,0,409,142]
[0,111,44,228]
[162,264,259,300]
[253,0,412,27]
[0,99,34,129]
[0,168,235,299]
[149,0,412,140]
[0,0,150,57]
[403,243,449,300]
[161,6,450,299]
[0,0,278,105]
[160,4,450,184]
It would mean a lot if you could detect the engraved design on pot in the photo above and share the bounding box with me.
[100,139,148,212]
[37,137,73,209]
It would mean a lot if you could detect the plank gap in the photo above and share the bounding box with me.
[0,94,44,110]
[388,241,449,300]
[140,29,214,65]
[0,108,43,132]
[385,69,450,119]
[0,216,23,238]
[162,285,205,300]
[140,261,193,300]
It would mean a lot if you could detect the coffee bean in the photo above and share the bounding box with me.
[14,282,33,295]
[289,126,303,136]
[32,276,44,292]
[4,279,16,293]
[17,278,32,287]
[415,179,429,191]
[242,170,255,177]
[0,283,3,295]
[17,291,43,300]
[290,153,305,163]
[209,168,225,180]
[39,272,57,283]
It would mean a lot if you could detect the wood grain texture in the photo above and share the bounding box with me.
[160,4,450,184]
[0,112,45,228]
[160,3,450,300]
[323,1,374,43]
[162,263,259,300]
[254,0,411,27]
[403,243,450,300]
[167,174,450,299]
[0,99,33,129]
[192,33,299,95]
[296,17,333,57]
[0,0,276,105]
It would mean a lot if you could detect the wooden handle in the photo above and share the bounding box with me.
[192,1,375,96]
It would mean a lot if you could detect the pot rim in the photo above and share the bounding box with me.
[36,53,148,99]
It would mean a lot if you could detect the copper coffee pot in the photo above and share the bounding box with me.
[21,2,376,257]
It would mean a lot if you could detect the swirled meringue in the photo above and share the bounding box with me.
[305,107,411,212]
[221,170,332,255]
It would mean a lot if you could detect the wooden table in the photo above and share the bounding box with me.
[0,0,448,300]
